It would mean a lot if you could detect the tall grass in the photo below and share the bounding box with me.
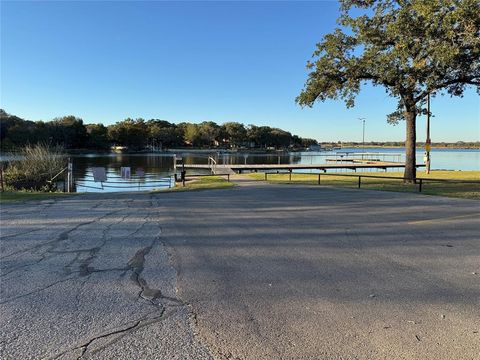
[3,144,66,191]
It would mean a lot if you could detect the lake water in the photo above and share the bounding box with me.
[70,148,479,192]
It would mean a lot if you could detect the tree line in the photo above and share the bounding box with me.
[0,110,318,151]
[328,141,479,148]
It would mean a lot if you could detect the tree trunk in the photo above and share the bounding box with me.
[403,105,417,183]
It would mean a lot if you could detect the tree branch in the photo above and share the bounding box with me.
[414,76,480,103]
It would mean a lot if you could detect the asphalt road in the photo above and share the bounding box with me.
[1,181,479,359]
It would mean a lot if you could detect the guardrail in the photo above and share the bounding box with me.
[263,172,480,193]
[74,173,173,191]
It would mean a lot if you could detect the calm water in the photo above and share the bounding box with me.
[70,148,479,192]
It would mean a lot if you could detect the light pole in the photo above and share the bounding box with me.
[358,117,366,154]
[425,93,431,174]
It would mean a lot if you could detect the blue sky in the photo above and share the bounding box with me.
[1,1,479,142]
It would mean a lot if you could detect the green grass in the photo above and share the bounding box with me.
[2,176,234,202]
[246,170,480,199]
[153,176,235,193]
[0,191,74,203]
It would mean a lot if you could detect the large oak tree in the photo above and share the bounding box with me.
[297,0,479,181]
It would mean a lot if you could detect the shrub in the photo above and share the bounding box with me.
[3,144,66,191]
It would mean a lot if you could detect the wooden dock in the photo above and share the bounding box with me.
[184,162,425,174]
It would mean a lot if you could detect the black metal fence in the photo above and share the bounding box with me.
[263,172,480,194]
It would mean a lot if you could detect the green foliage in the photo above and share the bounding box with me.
[0,110,39,149]
[108,118,149,150]
[0,109,316,151]
[199,121,220,146]
[182,123,202,146]
[181,122,221,147]
[247,125,271,148]
[1,111,88,150]
[3,144,66,191]
[222,122,247,147]
[298,0,479,108]
[49,116,88,148]
[86,124,110,150]
[147,119,183,148]
[301,138,319,147]
[246,125,298,149]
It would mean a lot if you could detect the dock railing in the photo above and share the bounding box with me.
[208,156,217,174]
[329,152,403,163]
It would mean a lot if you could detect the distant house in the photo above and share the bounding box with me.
[111,145,128,153]
[306,144,322,152]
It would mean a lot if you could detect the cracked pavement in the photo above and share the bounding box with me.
[1,193,211,360]
[1,183,479,359]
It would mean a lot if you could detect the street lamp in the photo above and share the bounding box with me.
[358,117,366,154]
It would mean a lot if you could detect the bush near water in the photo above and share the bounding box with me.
[3,144,66,191]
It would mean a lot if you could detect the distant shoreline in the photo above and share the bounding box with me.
[343,145,480,150]
[65,146,478,155]
[1,145,478,158]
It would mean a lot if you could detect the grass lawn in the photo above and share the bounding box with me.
[246,170,480,199]
[1,177,234,202]
[153,176,235,193]
[0,191,75,204]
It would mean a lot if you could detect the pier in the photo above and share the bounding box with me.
[184,161,425,174]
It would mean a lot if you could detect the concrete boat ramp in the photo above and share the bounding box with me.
[3,178,476,360]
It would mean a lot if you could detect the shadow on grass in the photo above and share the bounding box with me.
[245,171,480,200]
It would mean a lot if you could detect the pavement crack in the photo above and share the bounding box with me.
[52,311,167,360]
[77,246,102,277]
[69,213,130,310]
[70,267,128,275]
[1,257,46,277]
[0,276,75,304]
[128,240,159,304]
[126,222,183,307]
[2,208,125,262]
[0,227,45,240]
[83,311,168,358]
[0,208,126,302]
[63,251,83,275]
[76,212,130,276]
[74,320,142,359]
